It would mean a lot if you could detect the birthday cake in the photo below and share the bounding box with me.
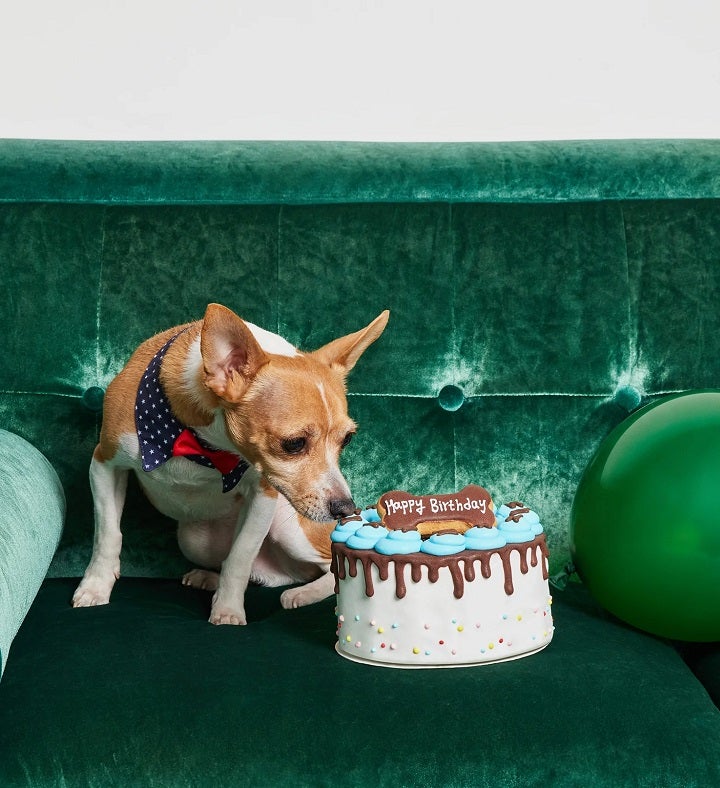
[331,485,554,668]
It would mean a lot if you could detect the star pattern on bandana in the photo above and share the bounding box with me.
[135,331,249,493]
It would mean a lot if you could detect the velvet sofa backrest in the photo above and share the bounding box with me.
[1,139,719,578]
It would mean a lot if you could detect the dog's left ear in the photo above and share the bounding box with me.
[200,303,270,403]
[312,310,389,374]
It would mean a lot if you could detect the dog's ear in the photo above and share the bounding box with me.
[312,310,389,375]
[200,304,269,403]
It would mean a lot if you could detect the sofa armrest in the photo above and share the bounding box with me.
[0,429,65,677]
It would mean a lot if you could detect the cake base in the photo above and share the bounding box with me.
[335,640,552,669]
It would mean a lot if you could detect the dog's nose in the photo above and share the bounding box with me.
[329,498,356,520]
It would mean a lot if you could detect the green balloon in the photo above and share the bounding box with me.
[571,390,720,642]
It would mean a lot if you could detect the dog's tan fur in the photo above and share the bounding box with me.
[74,304,388,624]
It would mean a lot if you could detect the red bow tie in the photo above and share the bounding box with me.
[172,429,243,475]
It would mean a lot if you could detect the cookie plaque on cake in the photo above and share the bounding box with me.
[331,486,554,668]
[377,484,495,535]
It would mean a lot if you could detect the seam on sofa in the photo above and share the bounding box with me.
[95,207,108,401]
[449,201,458,490]
[276,205,283,337]
[0,390,82,399]
[1,389,691,401]
[346,389,689,399]
[619,202,644,391]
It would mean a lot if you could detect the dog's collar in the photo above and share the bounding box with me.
[135,330,249,493]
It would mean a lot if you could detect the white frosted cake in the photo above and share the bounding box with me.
[331,485,554,668]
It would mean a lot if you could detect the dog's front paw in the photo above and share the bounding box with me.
[72,578,114,608]
[72,562,120,608]
[209,601,247,626]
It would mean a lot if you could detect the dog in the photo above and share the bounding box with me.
[72,303,389,624]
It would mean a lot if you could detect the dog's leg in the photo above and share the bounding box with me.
[72,455,128,607]
[209,489,279,625]
[280,571,335,609]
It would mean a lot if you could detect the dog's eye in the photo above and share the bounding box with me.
[341,432,354,449]
[282,437,307,455]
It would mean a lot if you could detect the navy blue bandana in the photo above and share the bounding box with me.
[135,331,249,493]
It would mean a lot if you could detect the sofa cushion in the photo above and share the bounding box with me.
[1,579,719,787]
[0,430,65,677]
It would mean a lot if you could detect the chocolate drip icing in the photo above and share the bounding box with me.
[332,534,549,600]
[447,562,465,599]
[340,513,364,525]
[393,563,404,598]
[499,550,515,594]
[502,501,532,523]
[531,549,539,569]
[362,554,376,597]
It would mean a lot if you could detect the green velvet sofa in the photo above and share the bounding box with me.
[1,139,719,787]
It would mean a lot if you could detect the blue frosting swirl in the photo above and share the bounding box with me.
[346,524,389,550]
[464,526,508,550]
[497,520,535,543]
[495,503,513,522]
[359,507,381,523]
[420,532,466,556]
[523,510,544,535]
[330,518,365,543]
[496,503,543,539]
[374,530,423,555]
[331,508,382,543]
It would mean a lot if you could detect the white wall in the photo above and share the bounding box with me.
[1,0,718,141]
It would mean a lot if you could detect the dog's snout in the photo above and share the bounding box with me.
[329,498,356,520]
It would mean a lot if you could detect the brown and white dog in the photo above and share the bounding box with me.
[72,304,389,624]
